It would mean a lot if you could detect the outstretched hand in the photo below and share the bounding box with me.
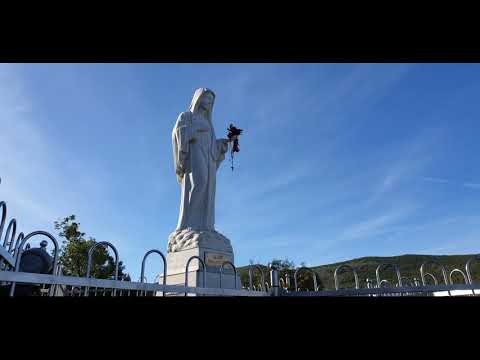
[220,138,230,148]
[217,138,229,154]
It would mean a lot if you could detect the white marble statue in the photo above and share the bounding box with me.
[168,88,233,253]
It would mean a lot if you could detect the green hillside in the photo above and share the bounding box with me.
[238,254,479,290]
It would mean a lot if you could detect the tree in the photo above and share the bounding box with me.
[54,215,129,280]
[272,258,323,291]
[271,258,295,270]
[239,258,323,291]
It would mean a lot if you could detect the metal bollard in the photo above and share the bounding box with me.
[269,263,279,296]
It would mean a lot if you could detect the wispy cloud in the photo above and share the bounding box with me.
[303,64,414,120]
[0,66,57,228]
[421,176,480,190]
[0,65,118,247]
[367,126,446,204]
[421,176,451,184]
[388,214,480,255]
[3,63,480,277]
[340,205,416,242]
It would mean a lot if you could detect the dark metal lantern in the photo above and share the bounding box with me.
[19,240,53,274]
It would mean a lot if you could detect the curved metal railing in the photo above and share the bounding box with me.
[185,256,206,296]
[334,264,359,290]
[450,267,474,296]
[0,201,21,270]
[294,266,318,291]
[376,263,402,288]
[2,180,480,298]
[141,249,167,296]
[85,241,119,296]
[423,272,438,285]
[465,255,479,285]
[449,268,468,285]
[219,261,237,289]
[0,201,6,243]
[420,261,449,286]
[3,219,16,251]
[12,232,24,258]
[248,265,265,291]
[400,276,414,287]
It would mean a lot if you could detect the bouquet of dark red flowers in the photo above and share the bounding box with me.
[227,124,243,171]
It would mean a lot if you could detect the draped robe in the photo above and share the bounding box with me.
[172,89,228,232]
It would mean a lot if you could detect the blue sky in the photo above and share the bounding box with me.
[1,63,480,281]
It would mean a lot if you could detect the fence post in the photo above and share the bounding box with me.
[269,263,280,296]
[285,273,291,289]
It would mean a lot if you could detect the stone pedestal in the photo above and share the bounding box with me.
[158,229,242,296]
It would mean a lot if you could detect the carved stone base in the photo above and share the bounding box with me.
[168,228,233,253]
[159,229,241,296]
[157,246,242,296]
[159,270,242,296]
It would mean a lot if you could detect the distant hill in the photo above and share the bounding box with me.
[238,254,479,290]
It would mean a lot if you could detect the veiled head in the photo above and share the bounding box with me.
[189,88,215,117]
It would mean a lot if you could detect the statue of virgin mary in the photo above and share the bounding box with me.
[168,88,233,253]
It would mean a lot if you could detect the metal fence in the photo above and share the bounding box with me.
[1,191,480,297]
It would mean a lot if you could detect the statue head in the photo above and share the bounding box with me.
[189,88,215,119]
